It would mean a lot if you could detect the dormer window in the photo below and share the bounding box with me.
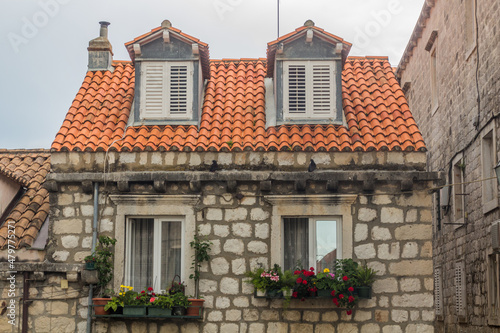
[283,61,336,120]
[140,61,193,120]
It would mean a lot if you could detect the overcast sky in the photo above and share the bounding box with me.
[0,0,424,149]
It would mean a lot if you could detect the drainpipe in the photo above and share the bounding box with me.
[22,272,29,333]
[86,182,99,333]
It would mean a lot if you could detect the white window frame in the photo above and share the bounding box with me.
[109,194,199,295]
[452,155,465,226]
[487,249,500,326]
[481,122,498,214]
[281,216,342,270]
[266,194,355,274]
[283,60,336,120]
[124,217,184,292]
[140,61,193,120]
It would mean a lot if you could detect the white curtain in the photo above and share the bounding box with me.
[283,217,309,270]
[129,218,154,290]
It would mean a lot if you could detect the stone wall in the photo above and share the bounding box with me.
[0,151,438,332]
[398,0,500,331]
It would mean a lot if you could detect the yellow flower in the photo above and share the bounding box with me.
[323,268,330,273]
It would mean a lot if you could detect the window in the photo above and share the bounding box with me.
[430,45,438,114]
[283,61,336,120]
[482,124,498,213]
[282,217,341,271]
[488,251,500,325]
[435,267,443,318]
[465,0,477,56]
[453,156,465,225]
[140,61,193,120]
[125,217,183,292]
[455,260,466,319]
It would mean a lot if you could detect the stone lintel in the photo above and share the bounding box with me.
[0,262,83,274]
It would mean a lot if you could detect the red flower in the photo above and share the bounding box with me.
[150,297,156,303]
[348,296,355,303]
[343,276,349,281]
[305,271,315,277]
[296,277,303,284]
[346,310,352,315]
[294,270,301,275]
[310,267,314,272]
[136,296,140,299]
[331,290,336,297]
[333,298,339,306]
[152,293,156,296]
[339,294,344,299]
[348,287,354,292]
[141,290,145,293]
[302,280,308,285]
[148,287,153,292]
[292,292,298,298]
[301,269,306,274]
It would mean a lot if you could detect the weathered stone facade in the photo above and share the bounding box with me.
[1,150,438,332]
[398,0,500,331]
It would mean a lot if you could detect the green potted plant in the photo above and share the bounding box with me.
[291,267,317,299]
[149,294,174,317]
[83,254,97,270]
[104,285,151,316]
[314,268,337,297]
[353,262,377,299]
[281,269,295,297]
[244,267,267,296]
[92,235,117,315]
[187,232,211,315]
[171,292,190,316]
[331,259,361,316]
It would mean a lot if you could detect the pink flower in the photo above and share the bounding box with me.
[348,287,354,292]
[148,287,153,292]
[329,273,335,278]
[150,297,156,303]
[342,276,349,281]
[346,310,352,315]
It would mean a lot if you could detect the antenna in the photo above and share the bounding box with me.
[277,0,280,39]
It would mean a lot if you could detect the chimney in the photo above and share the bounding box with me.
[87,21,113,72]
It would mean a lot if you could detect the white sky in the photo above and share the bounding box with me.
[0,0,424,149]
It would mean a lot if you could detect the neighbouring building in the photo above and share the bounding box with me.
[397,0,500,332]
[1,20,440,332]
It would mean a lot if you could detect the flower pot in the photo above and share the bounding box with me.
[282,289,293,298]
[186,299,204,316]
[317,289,334,298]
[356,286,372,299]
[266,289,283,298]
[172,306,186,316]
[148,307,172,317]
[92,298,110,316]
[255,289,266,298]
[123,305,147,316]
[85,261,96,270]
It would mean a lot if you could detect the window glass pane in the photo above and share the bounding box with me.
[283,218,308,270]
[129,218,154,290]
[316,220,337,272]
[161,221,182,289]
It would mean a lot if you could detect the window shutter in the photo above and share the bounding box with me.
[141,63,167,118]
[287,65,307,114]
[435,267,443,316]
[311,64,333,116]
[169,65,189,117]
[455,261,466,317]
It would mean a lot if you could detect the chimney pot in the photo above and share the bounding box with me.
[88,21,113,72]
[99,21,110,38]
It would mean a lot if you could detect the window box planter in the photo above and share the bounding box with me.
[317,289,334,298]
[148,307,172,317]
[92,298,111,316]
[266,289,283,298]
[85,261,96,270]
[123,305,147,316]
[355,286,372,299]
[186,299,204,316]
[172,306,187,316]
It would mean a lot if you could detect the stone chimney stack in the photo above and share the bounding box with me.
[87,21,113,72]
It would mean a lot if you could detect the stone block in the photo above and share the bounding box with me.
[391,309,408,322]
[405,324,434,333]
[216,297,231,309]
[208,310,223,321]
[382,325,402,333]
[214,225,230,237]
[211,258,229,275]
[52,251,70,262]
[283,310,301,321]
[355,224,368,242]
[371,227,392,241]
[389,260,433,276]
[255,223,269,239]
[373,278,398,293]
[322,311,339,322]
[354,243,376,259]
[261,309,279,321]
[290,324,314,333]
[221,323,239,333]
[159,323,179,333]
[53,219,83,234]
[303,311,320,322]
[267,322,288,333]
[203,323,218,333]
[336,323,358,332]
[378,243,400,260]
[220,277,239,295]
[375,310,389,322]
[315,324,335,333]
[247,241,268,254]
[233,296,249,308]
[361,324,380,333]
[223,239,245,255]
[392,293,434,308]
[243,309,259,321]
[400,278,422,292]
[226,208,248,222]
[248,323,265,333]
[61,235,79,248]
[402,242,419,258]
[354,310,372,321]
[381,207,404,223]
[199,279,218,293]
[394,224,432,240]
[250,208,270,221]
[232,258,246,275]
[232,222,252,237]
[358,208,377,222]
[206,208,223,220]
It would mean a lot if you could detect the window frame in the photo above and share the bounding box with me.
[481,123,498,214]
[430,43,439,115]
[281,216,342,271]
[487,249,500,326]
[282,60,336,120]
[124,216,184,292]
[452,155,465,226]
[139,60,194,120]
[455,260,467,321]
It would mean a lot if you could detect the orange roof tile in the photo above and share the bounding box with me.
[51,57,426,153]
[0,150,50,249]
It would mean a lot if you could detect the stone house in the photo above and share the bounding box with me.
[1,20,439,332]
[397,0,500,332]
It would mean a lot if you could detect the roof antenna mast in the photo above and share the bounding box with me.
[277,0,280,39]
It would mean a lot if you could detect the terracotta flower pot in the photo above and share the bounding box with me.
[186,299,204,316]
[92,298,110,316]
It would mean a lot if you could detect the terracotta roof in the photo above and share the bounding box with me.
[51,57,425,153]
[0,150,50,249]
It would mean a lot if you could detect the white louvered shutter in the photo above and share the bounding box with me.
[287,64,307,115]
[169,65,189,117]
[435,267,443,316]
[141,62,167,118]
[311,64,333,116]
[455,261,466,317]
